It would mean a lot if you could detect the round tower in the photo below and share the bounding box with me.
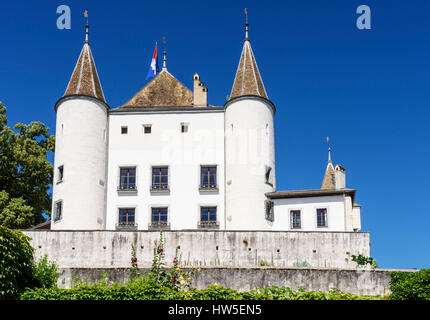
[51,24,109,230]
[225,22,276,230]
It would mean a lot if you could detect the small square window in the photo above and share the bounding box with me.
[144,125,152,134]
[181,123,189,133]
[121,126,128,134]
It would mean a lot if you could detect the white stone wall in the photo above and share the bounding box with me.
[51,97,108,230]
[57,267,401,296]
[105,109,225,230]
[23,230,370,269]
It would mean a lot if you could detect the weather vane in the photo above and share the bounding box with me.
[84,10,88,24]
[326,136,332,163]
[244,8,249,40]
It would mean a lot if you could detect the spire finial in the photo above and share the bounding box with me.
[244,8,249,40]
[326,136,332,164]
[162,37,167,71]
[84,10,89,43]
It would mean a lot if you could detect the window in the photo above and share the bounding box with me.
[151,207,168,226]
[200,166,217,189]
[121,126,128,134]
[290,210,301,229]
[54,200,62,222]
[57,165,64,183]
[265,200,274,222]
[200,207,217,223]
[119,167,136,190]
[265,166,272,186]
[317,208,328,227]
[181,123,189,133]
[199,207,218,228]
[152,167,168,190]
[118,208,135,226]
[144,125,152,134]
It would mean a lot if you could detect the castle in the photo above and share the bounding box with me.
[49,21,362,234]
[20,21,383,294]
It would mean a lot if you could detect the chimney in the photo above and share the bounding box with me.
[334,165,346,190]
[193,73,207,106]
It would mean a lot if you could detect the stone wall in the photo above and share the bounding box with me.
[57,267,410,296]
[23,230,370,269]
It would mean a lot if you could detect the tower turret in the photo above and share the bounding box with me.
[51,21,109,230]
[224,18,276,230]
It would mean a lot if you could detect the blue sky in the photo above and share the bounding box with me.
[1,0,429,269]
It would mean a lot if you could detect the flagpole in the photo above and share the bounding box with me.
[162,37,167,71]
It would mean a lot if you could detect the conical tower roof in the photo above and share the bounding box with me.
[229,23,268,100]
[321,148,336,190]
[63,25,106,103]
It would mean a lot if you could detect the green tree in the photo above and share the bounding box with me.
[0,101,55,228]
[0,225,35,299]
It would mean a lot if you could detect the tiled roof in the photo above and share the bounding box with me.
[115,70,193,109]
[229,36,268,100]
[63,35,105,103]
[321,162,336,190]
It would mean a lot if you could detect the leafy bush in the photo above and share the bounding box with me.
[351,254,378,269]
[388,269,430,300]
[20,280,382,300]
[0,226,35,299]
[32,254,59,288]
[20,276,184,300]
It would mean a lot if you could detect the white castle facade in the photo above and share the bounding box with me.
[50,23,362,233]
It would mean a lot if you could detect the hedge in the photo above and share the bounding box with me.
[389,269,430,300]
[20,276,382,300]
